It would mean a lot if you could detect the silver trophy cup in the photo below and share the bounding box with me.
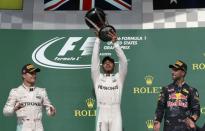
[85,8,116,42]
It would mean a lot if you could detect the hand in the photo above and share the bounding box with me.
[153,121,160,131]
[14,103,24,111]
[185,117,196,129]
[108,30,117,43]
[48,106,56,116]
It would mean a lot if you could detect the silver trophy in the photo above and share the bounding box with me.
[85,8,116,42]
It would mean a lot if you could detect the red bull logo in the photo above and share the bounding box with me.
[169,93,187,100]
[167,101,188,108]
[168,93,188,108]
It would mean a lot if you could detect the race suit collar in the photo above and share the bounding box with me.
[103,74,114,77]
[173,81,186,87]
[22,83,35,92]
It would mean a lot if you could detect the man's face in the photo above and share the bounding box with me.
[22,72,37,84]
[102,60,114,74]
[171,68,185,81]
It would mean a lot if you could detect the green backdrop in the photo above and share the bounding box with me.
[0,28,205,131]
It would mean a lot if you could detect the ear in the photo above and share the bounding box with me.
[22,74,26,79]
[182,71,186,77]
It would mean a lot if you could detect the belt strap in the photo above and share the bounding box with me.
[18,118,41,122]
[98,102,120,105]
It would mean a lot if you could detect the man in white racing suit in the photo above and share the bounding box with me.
[3,64,56,131]
[91,31,128,131]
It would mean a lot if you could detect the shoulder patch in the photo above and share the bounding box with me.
[182,88,189,94]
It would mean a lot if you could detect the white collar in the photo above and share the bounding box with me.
[103,74,114,77]
[22,83,35,92]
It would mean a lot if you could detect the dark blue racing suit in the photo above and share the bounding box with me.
[155,82,200,131]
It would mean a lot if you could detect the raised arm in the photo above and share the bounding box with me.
[113,41,127,82]
[91,38,101,84]
[108,31,127,82]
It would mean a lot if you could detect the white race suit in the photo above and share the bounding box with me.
[91,38,128,131]
[3,84,54,131]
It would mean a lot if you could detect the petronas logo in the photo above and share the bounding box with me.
[144,75,154,86]
[146,120,154,129]
[86,98,95,109]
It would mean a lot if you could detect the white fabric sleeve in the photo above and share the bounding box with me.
[91,38,101,85]
[3,89,17,116]
[113,41,128,83]
[42,88,53,116]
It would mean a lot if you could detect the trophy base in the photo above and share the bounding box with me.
[99,25,116,42]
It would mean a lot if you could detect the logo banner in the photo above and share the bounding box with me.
[0,28,205,131]
[153,0,205,10]
[44,0,132,11]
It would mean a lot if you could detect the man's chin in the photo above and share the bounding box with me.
[172,77,176,81]
[104,70,113,74]
[30,81,36,85]
[105,71,111,74]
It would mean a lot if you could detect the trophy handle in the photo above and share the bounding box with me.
[85,17,100,31]
[95,10,108,26]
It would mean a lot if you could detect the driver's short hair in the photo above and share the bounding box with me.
[102,56,114,65]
